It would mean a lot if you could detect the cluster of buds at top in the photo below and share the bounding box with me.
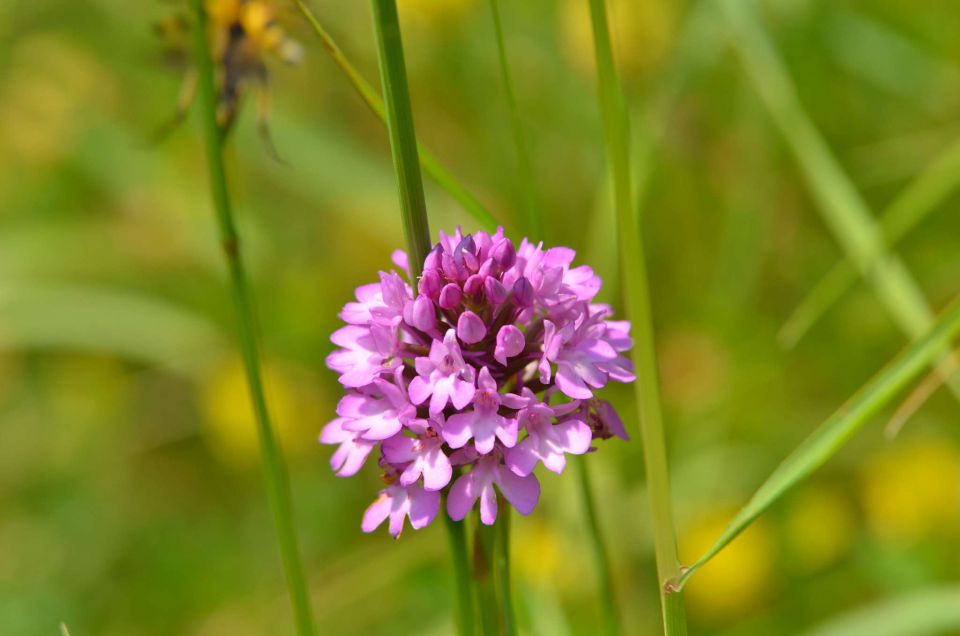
[322,228,632,537]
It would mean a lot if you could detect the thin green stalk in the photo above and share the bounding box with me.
[586,1,687,634]
[575,458,619,636]
[719,0,960,401]
[190,3,315,635]
[495,504,517,636]
[676,292,960,589]
[295,0,498,232]
[367,4,478,635]
[444,492,477,636]
[474,517,499,636]
[370,0,431,281]
[780,135,960,347]
[488,0,542,238]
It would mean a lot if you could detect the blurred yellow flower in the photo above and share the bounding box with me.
[559,0,675,78]
[784,486,856,572]
[681,509,776,622]
[200,357,328,468]
[513,517,589,591]
[398,0,476,25]
[860,439,960,543]
[0,34,114,165]
[658,327,730,413]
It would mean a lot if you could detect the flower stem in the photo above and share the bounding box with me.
[585,1,687,634]
[495,503,517,636]
[444,492,477,636]
[487,0,542,239]
[367,4,479,635]
[190,3,315,635]
[575,457,620,635]
[473,515,499,636]
[369,0,432,279]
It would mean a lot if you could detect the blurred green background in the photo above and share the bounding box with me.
[2,0,960,634]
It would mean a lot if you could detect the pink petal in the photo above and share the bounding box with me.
[505,440,539,477]
[457,311,487,344]
[447,473,478,521]
[449,378,476,410]
[361,493,392,533]
[422,447,453,491]
[407,487,440,530]
[496,468,540,515]
[495,417,519,448]
[443,413,475,449]
[479,483,498,525]
[555,418,593,455]
[408,376,431,405]
[554,366,594,399]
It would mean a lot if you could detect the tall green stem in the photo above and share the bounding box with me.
[368,3,476,635]
[585,1,687,634]
[370,0,432,281]
[496,504,517,636]
[488,0,542,238]
[444,493,477,636]
[474,517,499,636]
[575,458,620,635]
[190,3,315,635]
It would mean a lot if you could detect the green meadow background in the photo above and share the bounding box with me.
[1,0,959,634]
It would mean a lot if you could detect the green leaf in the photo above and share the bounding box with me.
[675,293,960,589]
[720,0,960,401]
[0,283,224,378]
[780,135,960,347]
[803,587,960,636]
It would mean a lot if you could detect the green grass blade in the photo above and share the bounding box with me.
[586,0,687,634]
[575,458,620,636]
[0,283,223,379]
[192,2,316,633]
[803,586,960,636]
[720,0,960,401]
[674,293,960,590]
[369,0,432,279]
[443,509,476,636]
[488,0,542,238]
[295,0,498,233]
[780,135,960,347]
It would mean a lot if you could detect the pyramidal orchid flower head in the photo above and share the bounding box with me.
[322,227,634,535]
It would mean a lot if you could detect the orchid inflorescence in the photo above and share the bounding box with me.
[322,227,633,537]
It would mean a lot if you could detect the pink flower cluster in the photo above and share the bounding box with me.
[322,228,632,537]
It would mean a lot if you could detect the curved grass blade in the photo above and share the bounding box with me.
[295,0,498,233]
[587,0,687,633]
[885,348,960,437]
[720,0,960,402]
[0,283,224,379]
[780,135,960,347]
[674,293,960,590]
[803,586,960,636]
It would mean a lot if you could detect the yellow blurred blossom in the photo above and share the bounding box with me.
[681,509,776,621]
[784,486,857,571]
[513,517,589,591]
[559,0,675,78]
[658,327,730,412]
[0,34,114,164]
[398,0,477,27]
[860,439,960,543]
[200,357,328,468]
